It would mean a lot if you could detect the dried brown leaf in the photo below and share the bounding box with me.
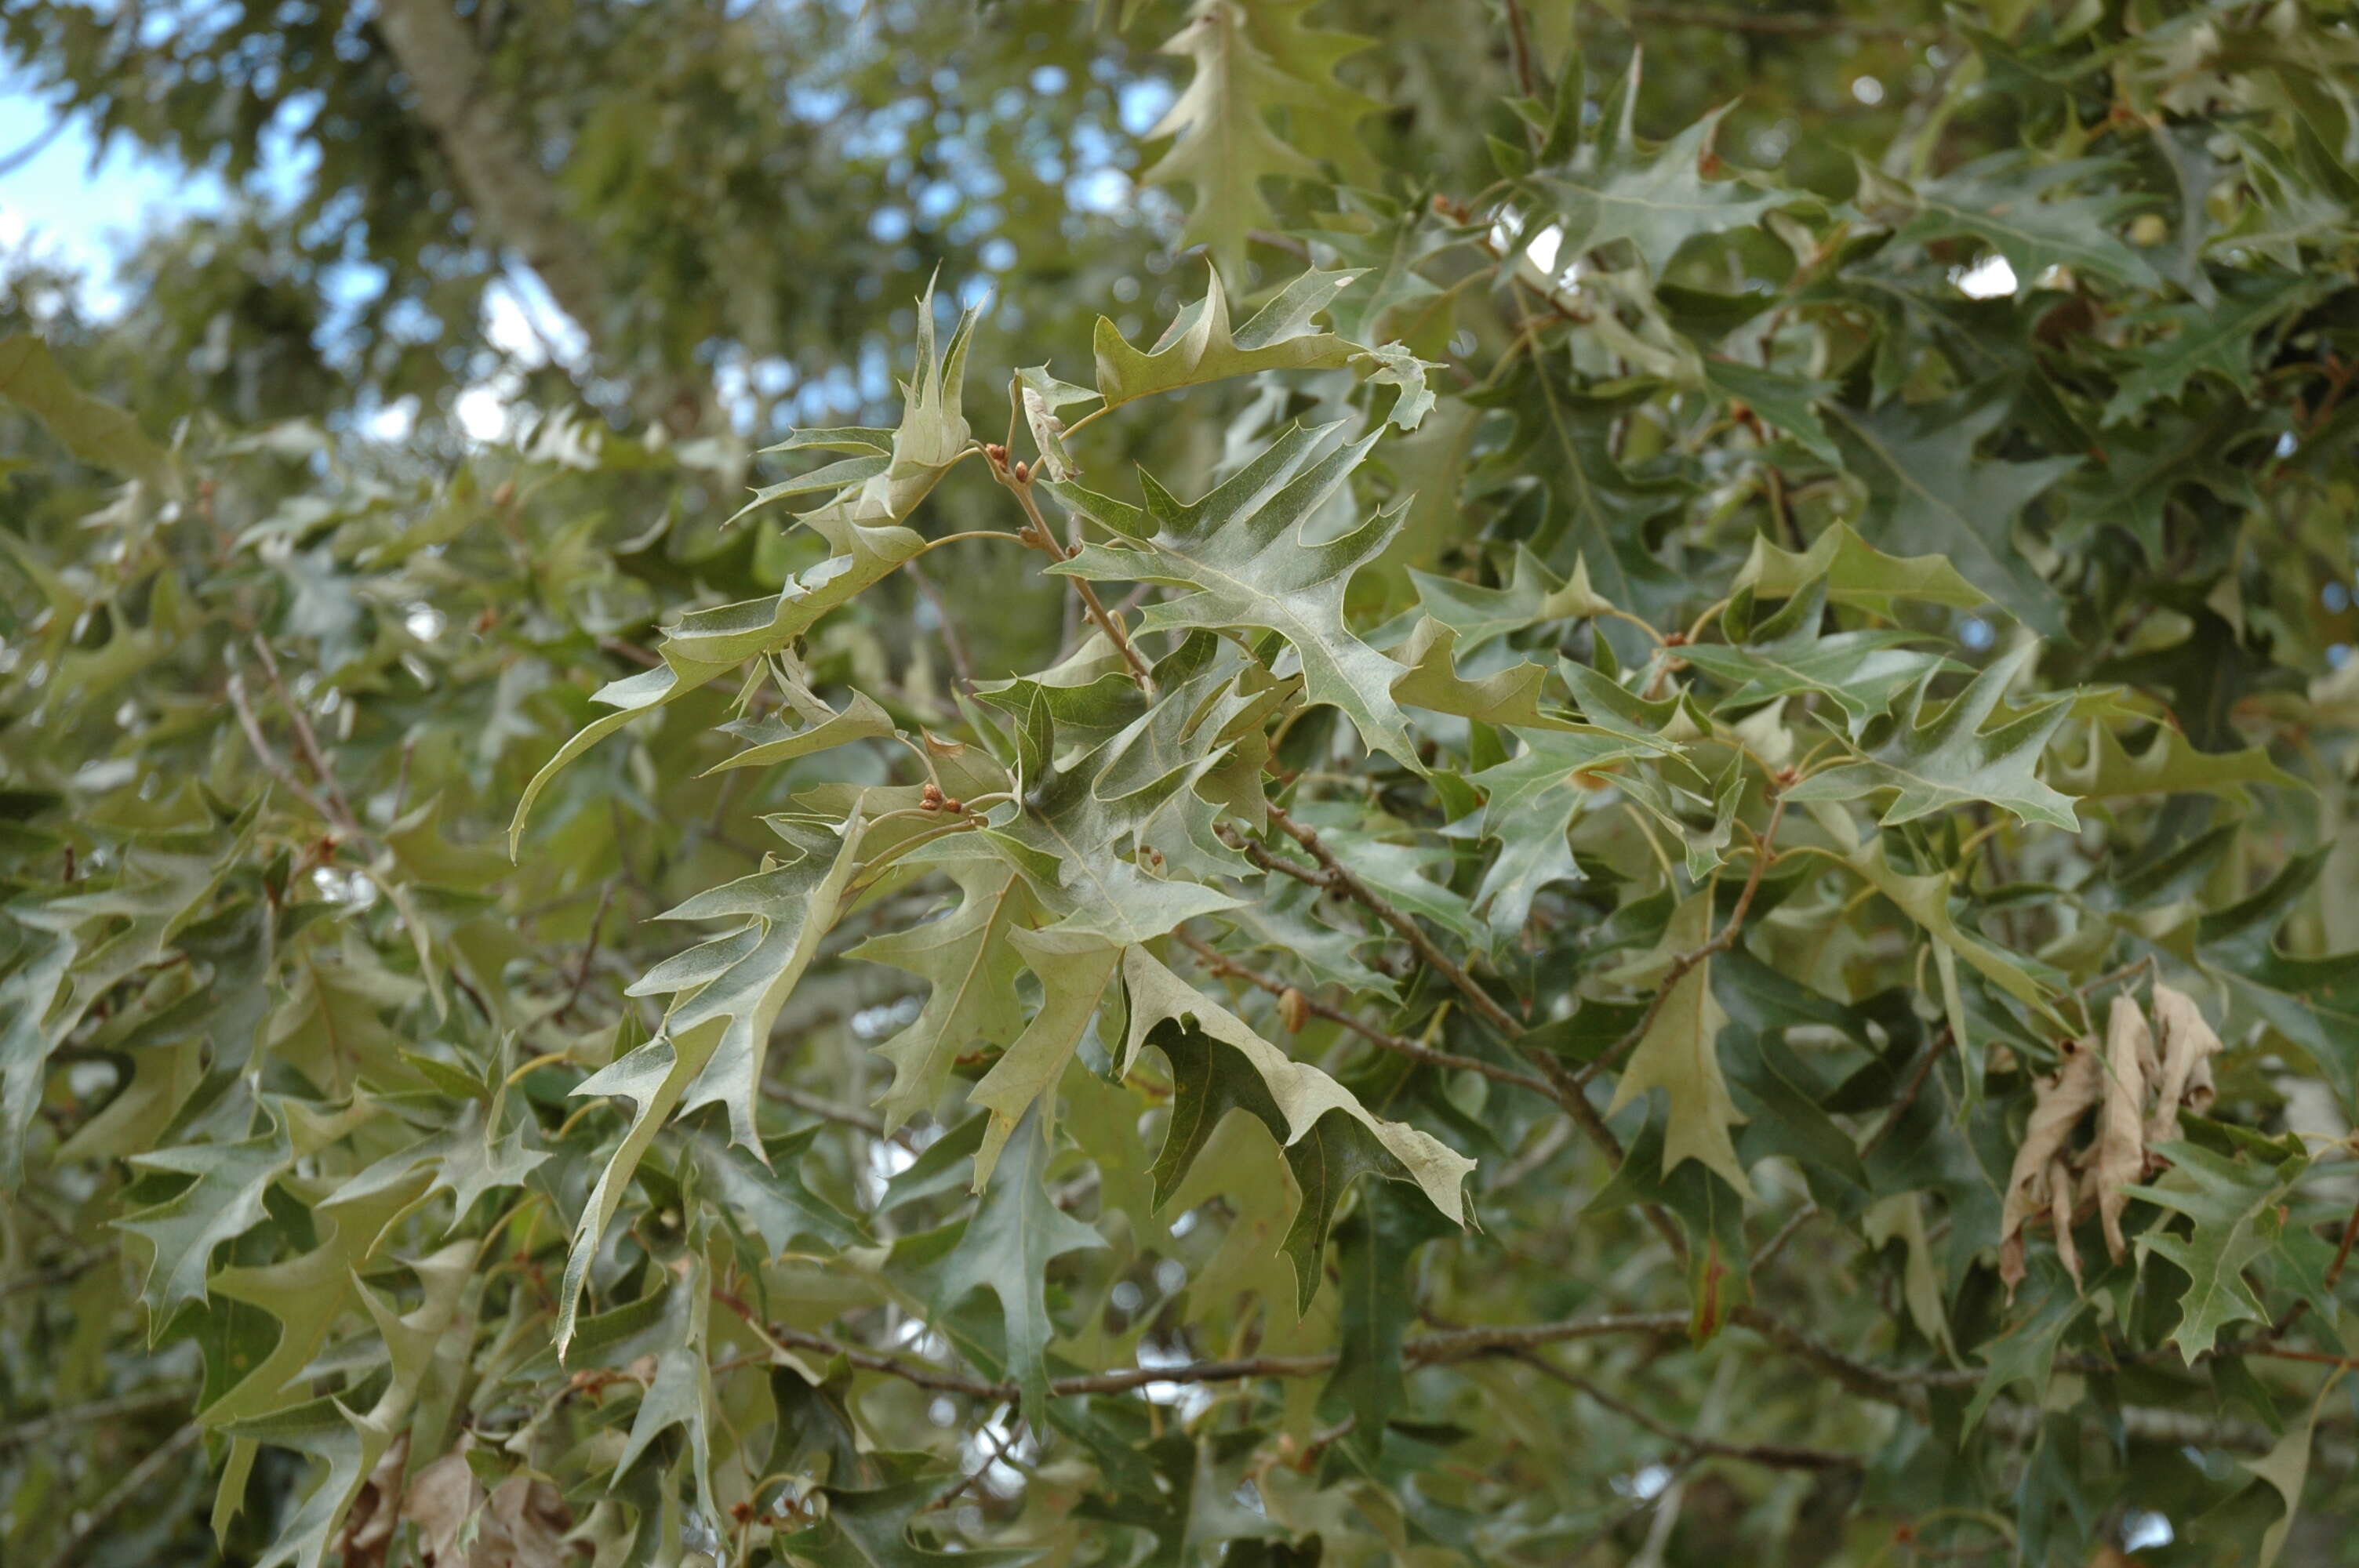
[1998,1038,2100,1297]
[402,1448,577,1567]
[2147,982,2225,1145]
[2086,994,2157,1263]
[2049,1154,2083,1287]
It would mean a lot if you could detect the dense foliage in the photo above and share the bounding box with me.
[5,2,2359,1564]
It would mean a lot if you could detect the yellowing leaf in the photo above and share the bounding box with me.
[1997,1039,2099,1298]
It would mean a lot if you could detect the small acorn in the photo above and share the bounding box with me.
[1278,986,1310,1033]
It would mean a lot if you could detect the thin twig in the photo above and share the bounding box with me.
[761,1082,883,1137]
[1858,1027,1954,1160]
[994,462,1154,690]
[1502,0,1543,101]
[1256,801,1689,1258]
[0,1245,110,1301]
[225,670,336,823]
[1511,1350,1859,1472]
[1749,1202,1819,1273]
[38,1421,204,1568]
[1215,826,1333,893]
[1173,929,1557,1099]
[556,882,616,1022]
[905,558,979,695]
[249,633,362,832]
[929,1411,1025,1511]
[1616,2,1934,40]
[1263,803,1525,1040]
[0,1388,194,1450]
[1572,795,1787,1089]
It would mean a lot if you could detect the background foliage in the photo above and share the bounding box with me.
[6,2,2359,1564]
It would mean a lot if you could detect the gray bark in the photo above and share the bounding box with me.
[370,0,689,422]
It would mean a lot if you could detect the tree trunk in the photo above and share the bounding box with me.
[369,0,704,431]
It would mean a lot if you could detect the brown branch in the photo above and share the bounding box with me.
[1216,826,1334,893]
[2,1388,194,1450]
[1510,1350,1860,1472]
[596,633,664,670]
[1263,803,1525,1040]
[1502,0,1543,101]
[759,1075,915,1150]
[1857,1025,1953,1160]
[556,881,616,1022]
[1258,801,1688,1258]
[1615,3,1935,40]
[0,1245,110,1301]
[1749,1201,1819,1273]
[1172,929,1557,1099]
[225,669,336,825]
[700,1294,2328,1457]
[997,459,1154,691]
[248,633,363,834]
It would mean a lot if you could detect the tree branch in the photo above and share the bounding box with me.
[1172,928,1558,1100]
[1615,3,1936,41]
[1258,800,1689,1258]
[1573,794,1786,1090]
[38,1421,203,1568]
[1510,1350,1860,1471]
[369,0,698,426]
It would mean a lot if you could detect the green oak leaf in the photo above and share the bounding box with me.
[2128,1138,2307,1362]
[934,1104,1107,1418]
[1092,267,1362,409]
[704,659,896,776]
[1075,1428,1285,1566]
[510,287,977,849]
[2101,269,2328,424]
[0,332,173,489]
[978,644,1252,944]
[1140,2,1371,268]
[967,926,1123,1187]
[216,1245,472,1568]
[1016,364,1096,481]
[626,806,867,1152]
[1524,70,1782,278]
[1122,946,1472,1311]
[1323,1180,1456,1458]
[1388,617,1566,731]
[1961,1265,2086,1433]
[117,1117,296,1327]
[1787,641,2080,829]
[1892,155,2162,290]
[1469,724,1686,938]
[1732,521,1988,617]
[689,1125,871,1257]
[849,840,1036,1132]
[203,1134,443,1424]
[1050,421,1420,769]
[1464,362,1688,648]
[776,1452,1034,1566]
[2054,718,2299,802]
[1823,395,2078,633]
[1702,358,1841,465]
[2197,852,2359,1108]
[1678,578,1951,727]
